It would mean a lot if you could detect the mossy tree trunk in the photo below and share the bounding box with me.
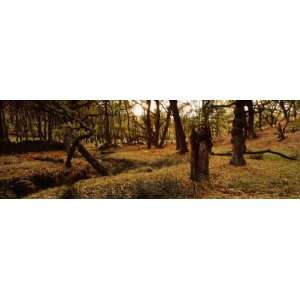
[230,101,247,166]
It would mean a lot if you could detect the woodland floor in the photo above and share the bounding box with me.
[1,120,300,199]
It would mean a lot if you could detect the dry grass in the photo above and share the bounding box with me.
[71,123,300,199]
[3,120,300,199]
[0,151,93,198]
[71,156,300,199]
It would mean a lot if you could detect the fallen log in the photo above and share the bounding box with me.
[211,149,298,161]
[77,143,111,176]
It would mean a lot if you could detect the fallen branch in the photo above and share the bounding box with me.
[211,149,298,161]
[246,149,298,161]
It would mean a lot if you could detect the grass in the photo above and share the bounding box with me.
[71,124,300,199]
[0,151,93,198]
[3,121,300,199]
[70,156,300,199]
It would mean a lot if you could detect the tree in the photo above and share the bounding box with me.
[0,101,9,141]
[158,104,171,148]
[230,101,247,166]
[146,100,152,149]
[255,101,264,131]
[277,100,292,140]
[245,100,257,138]
[153,100,161,147]
[103,100,112,145]
[169,100,188,154]
[36,101,110,175]
[190,126,212,181]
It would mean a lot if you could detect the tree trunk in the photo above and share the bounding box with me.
[277,100,290,140]
[146,100,152,149]
[246,100,257,138]
[277,123,286,141]
[65,134,90,168]
[293,101,297,119]
[77,143,110,175]
[37,113,43,140]
[47,113,53,142]
[43,111,47,141]
[170,100,188,154]
[0,102,8,141]
[190,127,212,181]
[230,101,246,166]
[202,100,210,126]
[124,101,132,143]
[104,100,112,144]
[257,106,263,130]
[66,134,110,176]
[175,130,180,150]
[153,100,161,147]
[158,105,171,148]
[15,105,20,142]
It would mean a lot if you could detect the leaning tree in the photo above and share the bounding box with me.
[169,100,188,154]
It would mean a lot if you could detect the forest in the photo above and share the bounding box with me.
[0,100,299,199]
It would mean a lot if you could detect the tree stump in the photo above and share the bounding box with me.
[190,126,212,181]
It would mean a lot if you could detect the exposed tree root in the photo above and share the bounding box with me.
[211,149,298,161]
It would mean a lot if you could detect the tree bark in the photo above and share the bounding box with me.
[257,103,263,131]
[230,101,246,166]
[66,134,90,168]
[190,127,212,181]
[77,143,110,176]
[124,101,132,143]
[158,105,171,148]
[146,100,152,149]
[0,101,8,141]
[66,134,110,175]
[47,113,53,142]
[202,100,210,126]
[277,100,291,140]
[175,130,180,150]
[153,100,161,147]
[293,101,297,119]
[104,100,112,144]
[245,100,257,138]
[170,100,188,154]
